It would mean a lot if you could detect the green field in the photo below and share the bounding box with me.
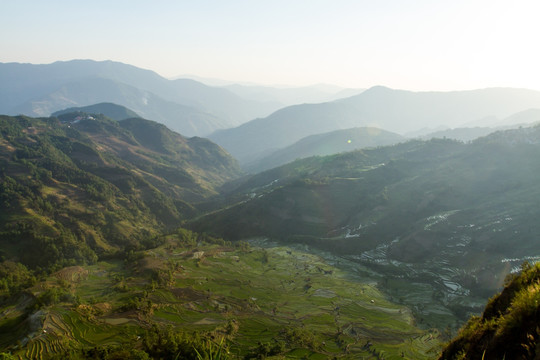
[0,235,442,359]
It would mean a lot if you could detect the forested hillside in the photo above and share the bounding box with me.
[0,114,240,274]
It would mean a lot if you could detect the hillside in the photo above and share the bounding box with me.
[0,114,240,271]
[420,127,496,142]
[419,109,540,142]
[496,108,540,127]
[209,86,540,164]
[0,60,280,136]
[192,125,540,328]
[51,103,141,121]
[245,127,405,173]
[439,262,540,359]
[209,101,362,164]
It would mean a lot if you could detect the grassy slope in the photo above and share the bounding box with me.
[439,262,540,359]
[0,234,442,359]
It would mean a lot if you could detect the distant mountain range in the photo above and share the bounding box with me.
[176,74,364,105]
[11,76,231,137]
[0,60,289,136]
[210,86,540,164]
[223,83,364,107]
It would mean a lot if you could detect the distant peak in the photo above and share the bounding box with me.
[367,85,392,91]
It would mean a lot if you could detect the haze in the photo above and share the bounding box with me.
[2,0,540,91]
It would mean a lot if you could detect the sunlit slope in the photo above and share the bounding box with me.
[192,125,540,298]
[440,262,540,359]
[0,114,240,270]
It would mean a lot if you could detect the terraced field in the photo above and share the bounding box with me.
[0,236,442,359]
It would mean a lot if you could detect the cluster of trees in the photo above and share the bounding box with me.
[0,261,35,296]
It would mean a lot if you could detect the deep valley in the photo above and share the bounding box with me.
[2,62,540,359]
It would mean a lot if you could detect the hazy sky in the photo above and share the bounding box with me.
[2,0,540,91]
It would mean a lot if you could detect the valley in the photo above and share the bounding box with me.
[2,73,540,358]
[191,127,540,339]
[0,232,441,359]
[4,0,540,356]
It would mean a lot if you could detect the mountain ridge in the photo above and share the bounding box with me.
[244,126,405,172]
[0,60,282,136]
[51,102,141,121]
[209,86,540,164]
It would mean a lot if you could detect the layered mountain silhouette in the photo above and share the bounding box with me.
[0,60,281,136]
[223,83,364,107]
[210,86,540,164]
[5,58,540,358]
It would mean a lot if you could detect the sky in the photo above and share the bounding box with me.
[2,0,540,91]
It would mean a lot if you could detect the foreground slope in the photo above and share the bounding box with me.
[193,125,540,326]
[440,262,540,359]
[0,114,240,270]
